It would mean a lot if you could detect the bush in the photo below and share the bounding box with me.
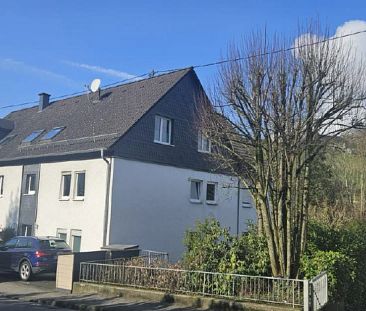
[304,220,366,310]
[183,219,270,276]
[301,250,355,302]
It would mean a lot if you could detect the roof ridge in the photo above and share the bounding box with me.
[5,67,193,117]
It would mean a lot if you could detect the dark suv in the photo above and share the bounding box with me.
[0,236,72,281]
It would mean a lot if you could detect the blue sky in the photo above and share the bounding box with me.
[0,0,365,116]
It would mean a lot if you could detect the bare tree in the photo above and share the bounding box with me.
[199,26,366,277]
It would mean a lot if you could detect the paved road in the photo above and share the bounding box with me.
[0,272,198,310]
[0,297,72,310]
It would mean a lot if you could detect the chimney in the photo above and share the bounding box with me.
[38,93,50,111]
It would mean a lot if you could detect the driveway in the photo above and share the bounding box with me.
[0,272,56,296]
[0,272,199,310]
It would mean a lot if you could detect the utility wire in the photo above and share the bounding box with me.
[1,28,366,111]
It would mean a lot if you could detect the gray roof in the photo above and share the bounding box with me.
[0,68,192,163]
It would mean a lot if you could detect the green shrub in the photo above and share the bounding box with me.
[183,219,270,276]
[301,250,355,302]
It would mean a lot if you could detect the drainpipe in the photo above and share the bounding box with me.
[236,178,240,236]
[101,149,112,247]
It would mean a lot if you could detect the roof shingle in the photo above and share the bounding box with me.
[0,68,192,163]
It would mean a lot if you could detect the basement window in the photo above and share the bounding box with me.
[23,130,44,143]
[41,127,65,140]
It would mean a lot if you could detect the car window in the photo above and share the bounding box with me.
[39,239,69,249]
[16,238,32,248]
[4,238,18,248]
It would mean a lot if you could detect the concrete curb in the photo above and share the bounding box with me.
[71,282,301,311]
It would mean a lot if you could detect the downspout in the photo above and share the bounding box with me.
[236,178,240,236]
[101,149,112,246]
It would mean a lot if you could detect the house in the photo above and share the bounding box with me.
[0,68,256,260]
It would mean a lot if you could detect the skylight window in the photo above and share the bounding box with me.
[23,130,44,143]
[41,127,65,140]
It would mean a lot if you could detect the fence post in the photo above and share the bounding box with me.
[303,279,310,311]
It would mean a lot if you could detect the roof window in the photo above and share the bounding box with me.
[41,127,65,140]
[23,130,44,143]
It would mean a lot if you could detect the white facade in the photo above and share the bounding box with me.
[0,165,22,231]
[0,157,257,260]
[108,158,256,261]
[35,158,109,251]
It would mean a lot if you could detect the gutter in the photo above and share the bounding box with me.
[101,149,112,247]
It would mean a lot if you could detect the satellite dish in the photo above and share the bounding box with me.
[90,79,101,93]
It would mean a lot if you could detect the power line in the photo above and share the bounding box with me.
[1,28,366,112]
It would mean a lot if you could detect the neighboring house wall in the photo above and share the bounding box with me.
[0,166,22,230]
[108,158,257,261]
[35,158,108,251]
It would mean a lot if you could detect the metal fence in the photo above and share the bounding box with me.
[79,262,305,307]
[140,250,169,264]
[310,272,328,311]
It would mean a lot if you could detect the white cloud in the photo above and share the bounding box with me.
[64,61,137,80]
[0,58,77,87]
[293,20,366,133]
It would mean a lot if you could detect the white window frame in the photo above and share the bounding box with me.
[0,175,3,197]
[56,228,68,241]
[190,179,203,203]
[60,172,72,200]
[70,229,82,252]
[154,115,172,145]
[24,174,36,195]
[206,182,218,205]
[198,132,211,153]
[74,171,86,201]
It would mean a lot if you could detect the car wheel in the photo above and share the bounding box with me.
[19,260,32,281]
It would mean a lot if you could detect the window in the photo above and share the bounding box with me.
[23,130,44,143]
[0,134,16,146]
[21,224,32,236]
[41,127,65,140]
[56,228,68,242]
[16,238,32,248]
[24,174,36,195]
[4,238,18,248]
[40,239,69,249]
[190,180,202,203]
[74,172,85,199]
[70,230,82,252]
[0,175,3,196]
[154,116,172,145]
[60,173,72,199]
[206,182,218,204]
[198,132,211,153]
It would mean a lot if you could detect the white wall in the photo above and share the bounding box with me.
[35,158,108,251]
[108,158,257,261]
[0,166,22,230]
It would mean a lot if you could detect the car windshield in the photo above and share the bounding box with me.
[39,239,69,249]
